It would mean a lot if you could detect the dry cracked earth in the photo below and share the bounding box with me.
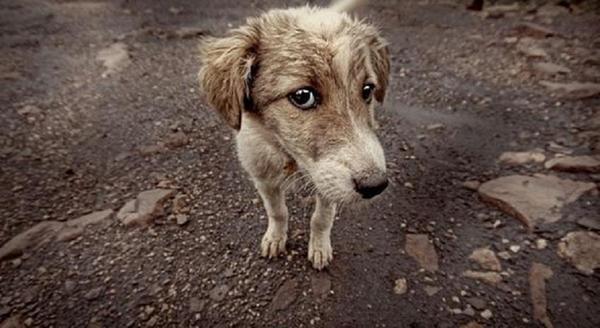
[1,0,599,327]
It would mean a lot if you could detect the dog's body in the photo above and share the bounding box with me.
[199,0,390,269]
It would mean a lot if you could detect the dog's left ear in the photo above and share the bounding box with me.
[370,37,390,103]
[198,26,258,130]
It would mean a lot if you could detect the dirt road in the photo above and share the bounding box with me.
[1,0,599,327]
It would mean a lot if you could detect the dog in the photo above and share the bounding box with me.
[198,0,390,270]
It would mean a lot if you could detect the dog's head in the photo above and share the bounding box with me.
[199,1,390,204]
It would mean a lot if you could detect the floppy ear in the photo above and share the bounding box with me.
[198,27,258,130]
[370,37,390,103]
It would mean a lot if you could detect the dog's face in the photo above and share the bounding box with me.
[199,7,390,204]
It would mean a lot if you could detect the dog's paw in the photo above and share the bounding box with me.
[308,235,333,270]
[261,230,287,258]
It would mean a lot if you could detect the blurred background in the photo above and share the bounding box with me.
[0,0,599,327]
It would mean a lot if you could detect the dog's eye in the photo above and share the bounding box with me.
[362,83,376,103]
[288,88,318,110]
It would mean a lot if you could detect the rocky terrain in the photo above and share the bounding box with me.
[0,0,599,327]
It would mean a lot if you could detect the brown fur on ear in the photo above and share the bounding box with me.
[198,26,259,130]
[370,37,390,103]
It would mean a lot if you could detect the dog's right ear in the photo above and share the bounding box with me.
[198,26,258,130]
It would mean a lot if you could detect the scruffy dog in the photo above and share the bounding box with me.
[198,0,390,269]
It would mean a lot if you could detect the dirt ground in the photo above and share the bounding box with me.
[1,0,599,327]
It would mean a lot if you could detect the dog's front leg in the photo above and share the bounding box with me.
[308,196,336,270]
[255,180,288,258]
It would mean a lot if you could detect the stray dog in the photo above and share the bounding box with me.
[198,0,390,269]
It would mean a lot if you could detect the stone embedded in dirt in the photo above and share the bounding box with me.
[512,22,556,38]
[468,247,502,271]
[175,214,189,226]
[539,81,600,99]
[405,234,439,272]
[577,217,600,231]
[96,42,131,77]
[164,131,189,149]
[84,287,103,301]
[174,27,206,39]
[462,270,502,285]
[0,221,64,260]
[0,315,25,328]
[209,285,229,302]
[480,309,493,320]
[536,3,569,17]
[478,174,596,230]
[481,3,520,19]
[529,262,554,328]
[424,285,441,296]
[16,105,42,116]
[460,322,483,328]
[119,189,175,226]
[270,279,298,311]
[311,273,331,299]
[516,41,548,59]
[498,150,545,165]
[139,144,166,157]
[393,278,407,295]
[189,297,207,313]
[462,180,481,191]
[532,62,571,76]
[557,231,600,275]
[0,209,113,260]
[466,297,487,310]
[426,123,445,131]
[544,155,600,173]
[536,239,548,250]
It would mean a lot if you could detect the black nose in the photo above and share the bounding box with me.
[353,174,388,199]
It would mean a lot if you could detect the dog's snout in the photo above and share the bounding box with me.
[353,173,388,199]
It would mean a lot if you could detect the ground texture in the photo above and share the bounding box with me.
[1,0,599,327]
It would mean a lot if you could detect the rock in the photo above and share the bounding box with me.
[468,247,502,271]
[96,42,131,77]
[424,285,441,296]
[460,322,483,328]
[271,279,298,311]
[0,221,64,260]
[189,297,206,313]
[208,285,229,302]
[512,22,556,38]
[536,4,569,17]
[557,231,600,275]
[544,155,600,173]
[529,262,554,328]
[462,270,502,285]
[539,81,600,100]
[426,123,445,131]
[311,273,331,299]
[117,200,136,220]
[119,189,175,226]
[498,150,545,165]
[509,245,521,253]
[393,278,407,295]
[68,209,113,228]
[175,214,189,226]
[497,251,511,260]
[466,297,486,310]
[516,41,548,59]
[480,309,493,320]
[164,131,189,149]
[482,3,520,18]
[532,62,571,76]
[139,144,165,156]
[478,174,596,230]
[462,180,481,191]
[146,316,158,327]
[84,287,103,301]
[535,239,548,250]
[174,27,206,39]
[16,105,42,116]
[0,315,25,328]
[577,217,600,231]
[405,234,439,272]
